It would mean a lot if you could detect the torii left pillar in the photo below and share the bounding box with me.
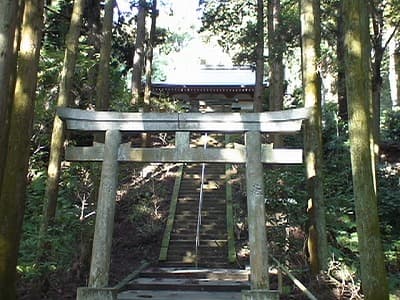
[77,130,120,300]
[242,131,279,300]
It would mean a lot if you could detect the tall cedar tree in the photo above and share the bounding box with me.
[253,0,264,112]
[142,0,157,146]
[300,0,328,273]
[96,0,115,110]
[343,1,389,299]
[0,0,45,299]
[336,1,347,122]
[267,0,284,146]
[370,0,384,145]
[267,0,284,111]
[90,0,116,201]
[39,0,85,255]
[388,28,400,109]
[131,0,146,107]
[0,0,19,195]
[144,0,157,111]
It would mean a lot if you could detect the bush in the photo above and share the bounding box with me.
[381,110,400,143]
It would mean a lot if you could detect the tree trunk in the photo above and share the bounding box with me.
[267,0,284,110]
[336,1,347,122]
[343,1,389,299]
[0,0,20,195]
[96,0,115,110]
[300,0,328,274]
[142,0,157,146]
[388,28,400,110]
[267,0,284,145]
[131,0,146,107]
[0,0,44,299]
[253,0,264,113]
[85,0,101,104]
[39,0,85,255]
[370,0,384,146]
[144,0,157,112]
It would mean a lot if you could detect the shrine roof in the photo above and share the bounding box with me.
[153,66,262,86]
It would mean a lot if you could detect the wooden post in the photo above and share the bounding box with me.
[175,131,190,154]
[77,287,117,300]
[245,131,269,290]
[88,130,121,287]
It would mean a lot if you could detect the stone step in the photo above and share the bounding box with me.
[126,277,249,292]
[168,239,227,246]
[172,222,226,229]
[159,152,232,268]
[118,290,243,300]
[177,198,226,205]
[174,209,226,216]
[138,267,250,281]
[173,216,226,223]
[158,260,234,269]
[170,232,227,240]
[166,247,228,257]
[170,228,227,236]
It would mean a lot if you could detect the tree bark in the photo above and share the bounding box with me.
[96,0,115,110]
[131,0,146,107]
[370,1,384,145]
[144,0,157,112]
[253,0,264,112]
[267,0,284,111]
[39,0,85,254]
[0,0,44,299]
[85,0,101,104]
[142,0,157,146]
[388,28,400,110]
[267,0,284,145]
[300,0,328,274]
[0,0,20,195]
[336,1,347,122]
[343,1,389,299]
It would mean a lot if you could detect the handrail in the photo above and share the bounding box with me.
[195,133,208,267]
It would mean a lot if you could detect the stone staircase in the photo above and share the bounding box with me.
[160,163,233,268]
[116,161,246,299]
[119,266,250,300]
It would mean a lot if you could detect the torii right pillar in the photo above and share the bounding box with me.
[242,131,280,300]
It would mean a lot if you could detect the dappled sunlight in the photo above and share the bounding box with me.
[182,251,197,263]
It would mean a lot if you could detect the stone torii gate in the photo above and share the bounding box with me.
[57,107,310,300]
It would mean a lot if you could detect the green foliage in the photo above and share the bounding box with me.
[129,194,163,241]
[19,164,91,280]
[279,0,301,51]
[320,0,340,47]
[381,110,400,142]
[109,59,133,112]
[264,166,308,224]
[200,0,258,65]
[378,165,400,274]
[322,104,400,292]
[200,0,300,65]
[157,30,193,55]
[43,0,72,50]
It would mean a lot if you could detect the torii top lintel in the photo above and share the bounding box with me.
[57,107,310,133]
